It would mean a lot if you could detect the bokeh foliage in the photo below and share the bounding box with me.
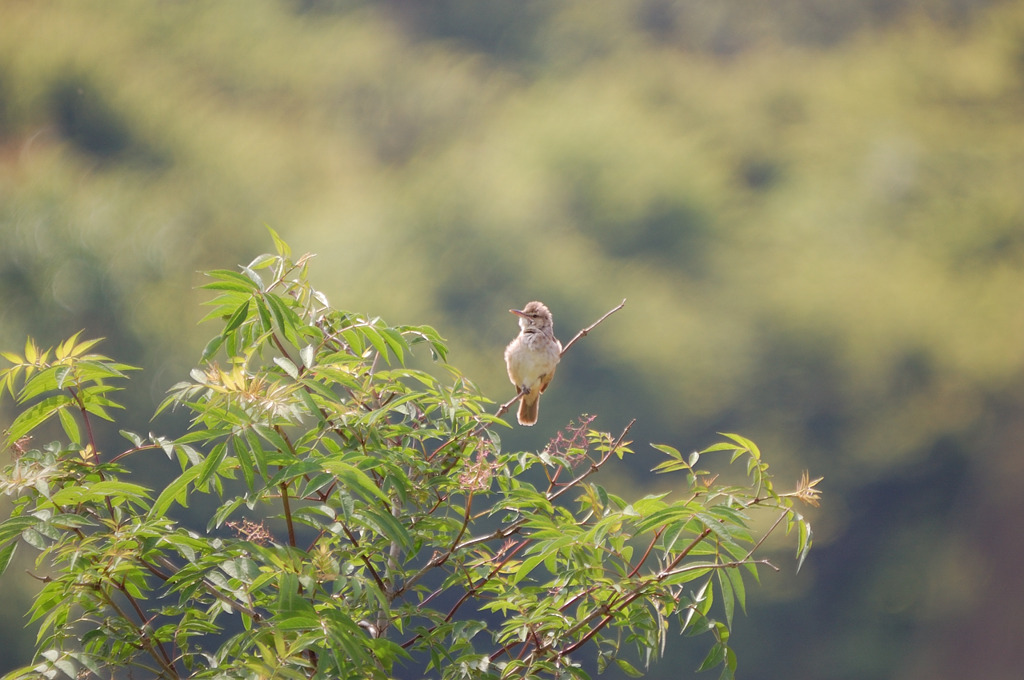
[1,0,1023,677]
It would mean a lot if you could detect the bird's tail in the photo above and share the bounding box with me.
[518,394,540,426]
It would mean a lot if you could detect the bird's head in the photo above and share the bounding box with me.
[510,301,554,332]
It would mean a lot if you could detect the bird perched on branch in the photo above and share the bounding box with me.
[504,301,562,426]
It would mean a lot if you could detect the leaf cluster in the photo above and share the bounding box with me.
[0,235,819,679]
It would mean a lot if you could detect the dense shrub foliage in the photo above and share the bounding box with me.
[1,239,818,679]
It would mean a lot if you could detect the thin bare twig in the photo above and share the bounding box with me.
[559,298,626,357]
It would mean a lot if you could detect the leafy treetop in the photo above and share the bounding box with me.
[0,233,819,680]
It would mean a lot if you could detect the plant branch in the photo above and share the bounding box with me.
[395,492,474,598]
[660,558,778,580]
[150,556,263,622]
[454,518,526,553]
[741,508,789,561]
[99,586,178,678]
[404,538,530,650]
[547,419,635,504]
[560,298,626,356]
[280,480,297,547]
[454,419,632,570]
[557,527,714,658]
[628,527,664,579]
[109,443,164,465]
[65,386,98,456]
[337,519,388,594]
[66,386,118,521]
[267,323,296,368]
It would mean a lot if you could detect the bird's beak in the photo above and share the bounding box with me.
[510,309,526,318]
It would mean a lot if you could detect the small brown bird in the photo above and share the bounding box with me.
[504,301,562,426]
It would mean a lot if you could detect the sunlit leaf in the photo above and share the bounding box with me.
[266,225,291,257]
[223,300,251,334]
[149,464,205,518]
[57,407,80,444]
[273,356,299,380]
[320,461,389,505]
[7,395,72,441]
[202,269,260,292]
[0,542,16,577]
[299,344,315,369]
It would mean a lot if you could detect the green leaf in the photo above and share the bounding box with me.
[197,441,229,488]
[54,332,79,360]
[57,407,81,444]
[615,658,644,678]
[119,430,144,447]
[223,299,251,334]
[276,578,315,618]
[340,328,364,355]
[82,400,114,421]
[0,517,39,545]
[0,350,22,364]
[240,265,264,290]
[0,541,16,577]
[663,564,714,587]
[697,641,726,672]
[299,344,316,369]
[75,359,137,381]
[253,424,292,459]
[248,252,277,270]
[718,568,735,628]
[265,293,305,347]
[721,646,738,680]
[360,325,388,361]
[210,495,248,530]
[274,356,299,380]
[795,513,813,572]
[320,461,389,505]
[264,292,287,330]
[244,429,272,480]
[268,459,325,487]
[512,553,548,586]
[233,434,256,491]
[254,298,273,333]
[690,576,714,621]
[380,327,407,364]
[266,225,291,256]
[51,481,151,507]
[202,269,260,292]
[7,394,73,441]
[200,334,225,362]
[359,507,413,550]
[632,503,697,534]
[726,564,746,615]
[23,337,38,364]
[651,443,681,459]
[0,364,22,399]
[717,432,761,461]
[18,366,64,401]
[149,464,205,518]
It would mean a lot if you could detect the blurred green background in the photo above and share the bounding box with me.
[2,0,1024,677]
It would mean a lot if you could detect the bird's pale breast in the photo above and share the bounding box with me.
[507,333,560,388]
